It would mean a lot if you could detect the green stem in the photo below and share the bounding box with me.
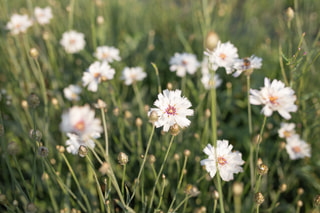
[121,164,126,196]
[247,75,253,134]
[100,108,109,158]
[172,195,192,212]
[156,176,166,210]
[68,0,76,30]
[255,116,267,166]
[255,175,262,193]
[151,63,162,94]
[132,82,146,117]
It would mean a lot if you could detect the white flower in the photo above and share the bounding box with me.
[201,73,222,90]
[34,6,53,25]
[60,105,103,140]
[60,30,86,54]
[82,61,115,92]
[6,14,33,35]
[250,78,297,120]
[285,135,311,160]
[201,57,210,75]
[65,133,96,155]
[200,140,244,181]
[149,89,194,132]
[63,84,82,101]
[233,55,262,77]
[169,53,200,77]
[121,67,147,85]
[278,122,296,139]
[204,41,239,74]
[94,46,121,63]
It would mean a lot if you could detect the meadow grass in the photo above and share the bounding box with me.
[0,0,320,212]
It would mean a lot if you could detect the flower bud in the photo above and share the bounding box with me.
[135,117,143,127]
[21,100,28,109]
[184,149,191,157]
[97,16,104,25]
[99,162,111,175]
[257,163,269,175]
[205,108,211,118]
[297,200,303,207]
[173,153,180,161]
[255,192,265,205]
[185,184,200,197]
[167,82,173,90]
[42,31,50,40]
[7,141,20,155]
[170,123,180,136]
[213,190,219,200]
[0,194,7,205]
[56,145,65,153]
[148,110,158,124]
[78,145,88,157]
[232,182,243,196]
[113,107,119,117]
[297,188,304,195]
[26,202,37,213]
[205,31,219,50]
[149,154,156,164]
[13,200,18,207]
[314,194,320,206]
[124,110,132,119]
[27,93,40,108]
[94,99,107,109]
[29,129,42,141]
[29,48,39,59]
[279,183,287,192]
[38,146,49,157]
[286,7,295,22]
[117,152,129,165]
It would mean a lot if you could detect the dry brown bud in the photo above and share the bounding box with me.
[117,152,129,165]
[78,145,88,157]
[255,192,265,205]
[148,110,158,124]
[170,123,180,136]
[257,163,269,175]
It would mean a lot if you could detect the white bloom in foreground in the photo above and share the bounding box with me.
[285,135,311,160]
[233,55,262,77]
[204,41,239,74]
[250,78,297,120]
[34,6,53,25]
[94,46,121,63]
[65,133,96,155]
[201,73,222,90]
[201,140,244,181]
[63,84,82,101]
[169,53,200,77]
[6,14,33,35]
[60,30,85,54]
[60,105,103,140]
[149,89,194,132]
[121,67,147,85]
[82,61,115,92]
[278,122,296,139]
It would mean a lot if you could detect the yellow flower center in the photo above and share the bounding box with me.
[219,53,227,60]
[269,95,278,104]
[283,131,291,138]
[218,156,227,166]
[74,120,85,131]
[102,52,109,59]
[94,72,101,79]
[292,146,301,153]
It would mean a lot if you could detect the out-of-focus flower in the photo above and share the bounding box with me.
[201,73,222,90]
[60,30,86,54]
[250,78,297,120]
[6,14,33,35]
[149,89,194,132]
[278,122,296,139]
[232,55,262,77]
[285,135,311,160]
[94,46,121,63]
[65,133,95,155]
[34,6,53,25]
[200,140,244,181]
[204,41,239,74]
[82,61,115,92]
[121,67,146,85]
[63,84,82,101]
[169,53,200,77]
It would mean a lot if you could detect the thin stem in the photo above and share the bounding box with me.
[247,75,253,135]
[156,176,166,210]
[68,0,76,30]
[255,116,267,165]
[255,175,262,193]
[172,195,192,212]
[100,108,109,157]
[132,82,146,117]
[247,75,255,191]
[121,164,126,196]
[151,63,162,94]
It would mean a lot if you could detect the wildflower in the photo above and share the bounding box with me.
[82,61,115,92]
[257,163,268,175]
[34,7,53,25]
[94,46,121,63]
[63,84,82,101]
[117,152,129,165]
[121,67,147,85]
[200,140,244,181]
[201,73,222,90]
[65,133,95,155]
[278,122,296,139]
[232,55,262,77]
[60,30,85,54]
[149,89,194,132]
[169,53,200,77]
[255,192,265,205]
[285,135,311,160]
[94,99,107,109]
[249,78,297,120]
[204,41,239,74]
[6,14,33,35]
[78,145,88,157]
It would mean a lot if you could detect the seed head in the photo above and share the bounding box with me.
[78,145,88,157]
[255,192,265,205]
[257,163,269,175]
[117,152,129,165]
[27,93,40,108]
[169,123,180,136]
[38,146,49,157]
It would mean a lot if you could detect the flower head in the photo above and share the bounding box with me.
[82,61,115,92]
[285,135,311,160]
[94,46,121,63]
[6,14,33,35]
[60,30,85,54]
[201,73,222,90]
[200,140,244,181]
[169,53,200,77]
[34,6,53,25]
[249,78,297,119]
[65,133,96,155]
[233,55,262,77]
[63,84,82,101]
[278,122,296,139]
[121,67,146,85]
[149,89,194,132]
[204,41,239,74]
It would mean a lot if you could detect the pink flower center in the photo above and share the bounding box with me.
[74,120,85,131]
[182,60,188,65]
[269,95,278,104]
[218,156,227,166]
[219,53,226,60]
[165,105,177,116]
[69,39,76,44]
[292,146,301,153]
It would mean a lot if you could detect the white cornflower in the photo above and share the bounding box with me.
[285,135,311,160]
[249,78,297,120]
[65,133,96,155]
[278,122,296,139]
[34,6,53,25]
[60,30,86,54]
[233,55,262,77]
[169,53,200,77]
[82,61,115,92]
[200,140,244,181]
[121,67,147,85]
[60,105,103,140]
[201,73,222,90]
[204,41,239,74]
[6,14,33,35]
[94,46,121,63]
[63,84,82,101]
[149,89,194,132]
